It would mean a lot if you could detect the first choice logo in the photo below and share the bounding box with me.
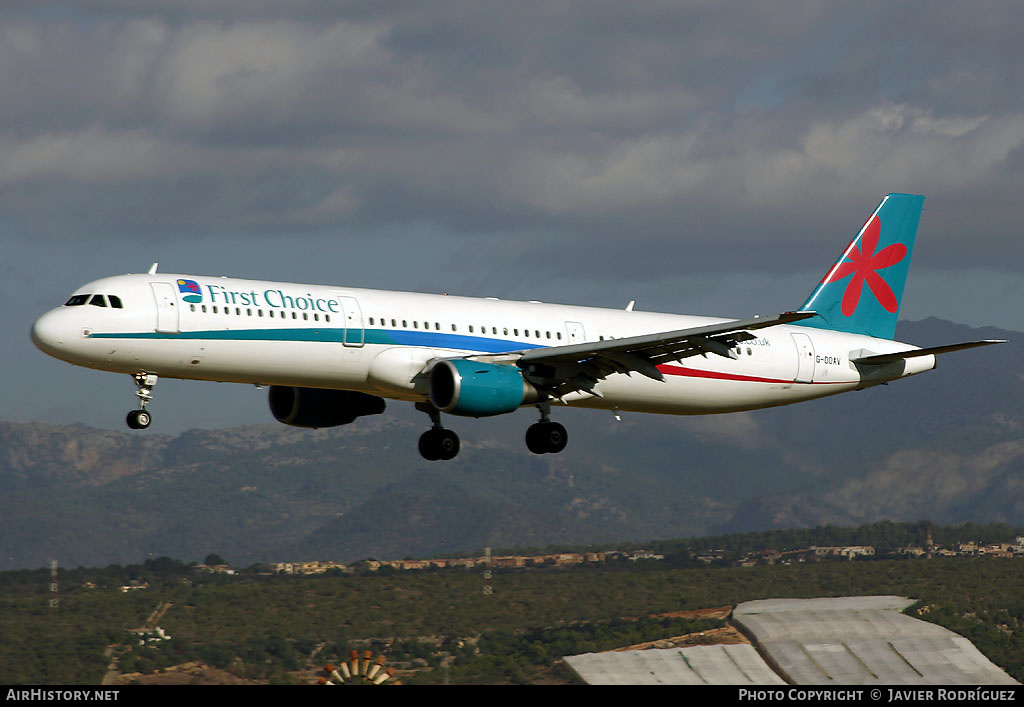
[204,283,340,314]
[177,279,202,304]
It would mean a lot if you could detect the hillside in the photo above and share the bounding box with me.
[0,318,1020,571]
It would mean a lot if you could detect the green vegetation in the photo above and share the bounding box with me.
[2,523,1024,684]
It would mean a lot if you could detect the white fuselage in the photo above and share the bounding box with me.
[31,273,935,418]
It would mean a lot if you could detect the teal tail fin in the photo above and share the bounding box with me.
[795,193,924,340]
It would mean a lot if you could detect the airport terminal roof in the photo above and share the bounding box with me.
[733,596,1017,685]
[565,596,1019,686]
[564,643,785,686]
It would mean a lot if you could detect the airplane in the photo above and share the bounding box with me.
[31,193,1004,461]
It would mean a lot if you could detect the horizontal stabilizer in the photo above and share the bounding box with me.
[851,339,1006,365]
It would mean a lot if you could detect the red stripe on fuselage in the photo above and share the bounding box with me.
[656,364,851,385]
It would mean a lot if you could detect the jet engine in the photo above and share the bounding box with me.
[268,386,386,428]
[429,360,539,417]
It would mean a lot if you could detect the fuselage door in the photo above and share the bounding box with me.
[150,282,180,334]
[791,332,816,384]
[565,321,586,345]
[337,295,364,347]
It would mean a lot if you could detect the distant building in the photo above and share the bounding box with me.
[119,581,149,593]
[808,546,875,560]
[194,563,235,575]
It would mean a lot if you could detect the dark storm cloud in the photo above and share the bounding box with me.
[1,1,1022,279]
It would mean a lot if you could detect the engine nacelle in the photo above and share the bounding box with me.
[268,386,386,428]
[429,360,539,417]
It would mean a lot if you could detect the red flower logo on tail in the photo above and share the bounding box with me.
[823,214,907,316]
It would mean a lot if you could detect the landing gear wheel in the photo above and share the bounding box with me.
[126,373,158,431]
[526,421,567,454]
[418,430,441,461]
[126,409,151,430]
[418,428,460,461]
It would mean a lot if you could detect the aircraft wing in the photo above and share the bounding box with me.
[467,310,818,397]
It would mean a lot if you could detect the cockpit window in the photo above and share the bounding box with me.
[64,293,124,308]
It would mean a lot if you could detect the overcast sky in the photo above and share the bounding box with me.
[4,1,1022,432]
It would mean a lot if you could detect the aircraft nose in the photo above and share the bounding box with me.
[31,309,67,354]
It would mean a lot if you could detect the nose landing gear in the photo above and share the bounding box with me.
[126,373,158,430]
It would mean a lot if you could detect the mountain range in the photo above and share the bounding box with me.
[1,318,1020,571]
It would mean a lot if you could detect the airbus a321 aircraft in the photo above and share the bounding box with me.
[32,194,1004,461]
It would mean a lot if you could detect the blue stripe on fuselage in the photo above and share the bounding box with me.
[89,327,549,354]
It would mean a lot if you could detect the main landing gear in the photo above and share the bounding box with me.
[126,373,158,430]
[525,403,568,455]
[415,401,568,461]
[416,403,460,461]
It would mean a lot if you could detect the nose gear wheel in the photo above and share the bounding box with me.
[125,373,158,430]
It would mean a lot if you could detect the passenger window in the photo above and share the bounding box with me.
[190,304,196,312]
[89,295,107,307]
[469,325,474,333]
[65,294,90,306]
[325,314,331,323]
[109,295,123,309]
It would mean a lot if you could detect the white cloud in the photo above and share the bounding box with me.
[153,20,389,129]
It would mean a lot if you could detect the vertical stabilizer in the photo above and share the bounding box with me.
[796,193,924,340]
